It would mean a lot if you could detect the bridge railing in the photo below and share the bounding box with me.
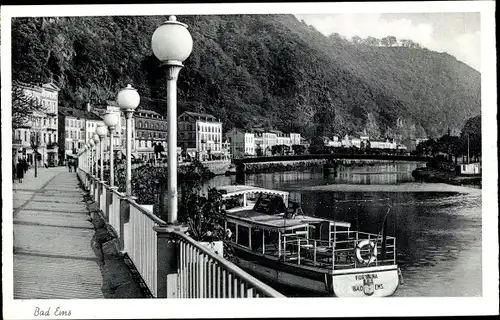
[76,162,284,298]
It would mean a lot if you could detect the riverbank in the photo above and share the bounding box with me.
[243,159,412,174]
[304,182,481,195]
[412,167,481,187]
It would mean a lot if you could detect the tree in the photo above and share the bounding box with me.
[351,35,362,45]
[381,36,397,47]
[416,138,437,157]
[271,144,290,156]
[364,36,380,46]
[309,136,327,154]
[460,115,481,162]
[387,36,397,47]
[292,144,306,155]
[437,133,461,163]
[255,144,263,157]
[178,161,226,242]
[12,82,45,129]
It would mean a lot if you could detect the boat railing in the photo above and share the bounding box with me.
[282,231,397,269]
[76,164,284,298]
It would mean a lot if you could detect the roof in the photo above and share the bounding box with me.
[137,108,161,115]
[58,107,103,121]
[181,111,218,121]
[220,185,289,198]
[268,129,283,135]
[14,81,60,92]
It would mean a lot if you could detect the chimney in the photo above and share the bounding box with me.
[86,102,91,112]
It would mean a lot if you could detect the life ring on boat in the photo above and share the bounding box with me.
[355,240,378,265]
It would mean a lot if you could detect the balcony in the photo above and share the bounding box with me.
[47,142,58,150]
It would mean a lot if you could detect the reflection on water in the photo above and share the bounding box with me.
[203,162,482,297]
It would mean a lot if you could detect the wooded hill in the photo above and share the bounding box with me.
[12,14,481,147]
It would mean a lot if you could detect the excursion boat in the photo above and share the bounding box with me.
[220,185,402,297]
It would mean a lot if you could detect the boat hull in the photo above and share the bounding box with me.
[229,246,400,297]
[332,267,400,297]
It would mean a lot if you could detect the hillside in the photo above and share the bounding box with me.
[11,14,481,145]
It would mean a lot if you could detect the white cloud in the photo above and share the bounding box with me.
[295,14,480,71]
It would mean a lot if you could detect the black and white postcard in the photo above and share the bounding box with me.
[2,1,498,319]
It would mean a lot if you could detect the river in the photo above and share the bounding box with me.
[203,161,482,297]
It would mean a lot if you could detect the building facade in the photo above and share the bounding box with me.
[272,130,292,147]
[178,111,223,161]
[290,133,301,146]
[226,128,255,158]
[12,82,60,166]
[58,107,104,162]
[134,109,168,160]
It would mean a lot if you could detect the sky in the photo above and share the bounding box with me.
[295,12,481,71]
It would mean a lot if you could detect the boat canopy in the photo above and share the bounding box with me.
[220,185,289,199]
[227,209,325,232]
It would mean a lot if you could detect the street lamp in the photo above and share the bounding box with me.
[88,139,95,176]
[151,15,193,224]
[103,112,120,186]
[93,133,100,179]
[85,143,90,173]
[117,84,140,196]
[96,124,108,181]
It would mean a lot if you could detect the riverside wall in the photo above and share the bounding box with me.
[179,160,231,175]
[242,159,405,174]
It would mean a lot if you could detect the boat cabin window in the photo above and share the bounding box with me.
[251,228,263,251]
[226,222,236,241]
[237,225,250,247]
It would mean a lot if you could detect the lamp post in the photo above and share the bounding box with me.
[83,144,88,172]
[104,112,120,186]
[117,84,140,196]
[96,124,108,181]
[88,139,95,176]
[93,134,100,178]
[86,143,91,173]
[467,133,470,164]
[151,15,193,224]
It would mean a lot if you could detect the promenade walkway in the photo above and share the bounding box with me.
[13,166,144,299]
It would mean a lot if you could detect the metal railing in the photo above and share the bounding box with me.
[126,200,162,296]
[281,231,397,269]
[76,161,284,298]
[175,231,285,298]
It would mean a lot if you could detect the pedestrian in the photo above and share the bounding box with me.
[16,159,25,183]
[73,158,78,173]
[23,158,28,174]
[68,159,73,172]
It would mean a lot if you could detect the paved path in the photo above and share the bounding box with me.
[13,167,105,299]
